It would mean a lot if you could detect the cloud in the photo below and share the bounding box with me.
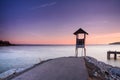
[31,2,56,10]
[41,2,56,8]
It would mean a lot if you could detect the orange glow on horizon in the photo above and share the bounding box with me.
[86,33,120,44]
[8,32,120,45]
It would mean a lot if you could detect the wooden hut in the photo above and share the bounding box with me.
[73,28,88,57]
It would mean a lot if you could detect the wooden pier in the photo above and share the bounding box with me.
[107,51,120,60]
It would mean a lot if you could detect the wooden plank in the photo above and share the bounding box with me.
[107,51,120,54]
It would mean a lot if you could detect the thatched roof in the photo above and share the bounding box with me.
[73,28,88,35]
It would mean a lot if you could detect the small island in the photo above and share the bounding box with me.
[0,40,13,46]
[109,42,120,45]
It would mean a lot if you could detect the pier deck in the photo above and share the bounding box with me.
[11,57,89,80]
[107,51,120,60]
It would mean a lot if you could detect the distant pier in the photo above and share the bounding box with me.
[107,51,120,60]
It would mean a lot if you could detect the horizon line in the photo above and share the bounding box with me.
[13,43,108,46]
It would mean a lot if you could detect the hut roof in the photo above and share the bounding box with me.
[73,28,88,35]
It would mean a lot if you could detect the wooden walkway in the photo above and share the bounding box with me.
[107,51,120,60]
[11,57,89,80]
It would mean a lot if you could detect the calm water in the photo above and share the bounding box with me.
[0,45,120,74]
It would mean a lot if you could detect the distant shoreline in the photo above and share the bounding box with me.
[109,42,120,45]
[13,44,75,46]
[0,40,14,46]
[0,40,111,46]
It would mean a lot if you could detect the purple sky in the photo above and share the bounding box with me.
[0,0,120,44]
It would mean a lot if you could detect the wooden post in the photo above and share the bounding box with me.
[75,47,78,57]
[84,48,86,56]
[75,34,78,57]
[84,34,86,56]
[107,52,110,59]
[114,52,117,60]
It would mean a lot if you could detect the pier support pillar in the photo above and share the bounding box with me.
[107,52,110,60]
[114,53,117,60]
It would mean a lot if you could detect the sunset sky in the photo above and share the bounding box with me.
[0,0,120,44]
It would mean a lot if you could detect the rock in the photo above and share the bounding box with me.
[84,56,120,80]
[108,67,120,77]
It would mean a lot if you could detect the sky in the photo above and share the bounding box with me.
[0,0,120,44]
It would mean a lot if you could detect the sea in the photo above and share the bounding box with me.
[0,44,120,78]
